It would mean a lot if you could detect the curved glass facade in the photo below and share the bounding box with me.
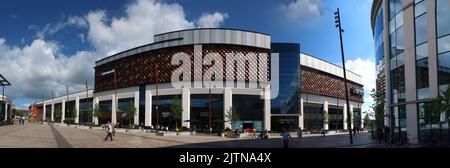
[388,0,407,134]
[415,0,430,99]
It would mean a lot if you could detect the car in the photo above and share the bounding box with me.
[244,128,256,133]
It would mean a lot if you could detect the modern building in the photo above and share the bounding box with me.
[371,0,450,143]
[32,28,363,133]
[0,95,12,122]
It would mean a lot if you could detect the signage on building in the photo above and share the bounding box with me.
[101,69,115,76]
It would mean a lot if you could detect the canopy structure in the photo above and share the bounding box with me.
[0,74,11,87]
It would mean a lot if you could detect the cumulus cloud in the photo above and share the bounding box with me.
[85,0,196,56]
[2,0,229,107]
[196,12,229,28]
[35,16,88,39]
[345,57,376,115]
[279,0,324,23]
[0,38,97,99]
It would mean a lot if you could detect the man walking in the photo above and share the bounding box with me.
[297,127,302,143]
[282,130,292,148]
[104,122,113,141]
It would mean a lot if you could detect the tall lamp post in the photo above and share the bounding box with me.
[335,8,353,144]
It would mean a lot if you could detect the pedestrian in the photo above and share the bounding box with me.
[297,127,302,143]
[320,127,326,136]
[282,130,292,148]
[112,123,116,137]
[104,122,113,141]
[353,126,357,135]
[139,123,145,136]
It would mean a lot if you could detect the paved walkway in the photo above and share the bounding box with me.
[0,123,377,148]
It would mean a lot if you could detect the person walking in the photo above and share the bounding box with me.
[139,123,145,136]
[297,127,302,143]
[282,130,292,148]
[104,122,113,141]
[320,127,326,137]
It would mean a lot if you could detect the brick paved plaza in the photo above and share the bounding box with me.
[0,123,376,148]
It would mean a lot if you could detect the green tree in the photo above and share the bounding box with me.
[225,106,240,129]
[93,103,101,118]
[54,108,62,122]
[438,85,450,142]
[322,111,329,125]
[370,89,386,129]
[169,96,183,132]
[363,113,372,129]
[125,103,136,127]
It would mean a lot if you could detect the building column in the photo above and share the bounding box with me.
[224,88,232,129]
[134,91,139,125]
[350,104,354,129]
[93,97,99,125]
[299,98,304,129]
[145,87,152,127]
[343,104,348,130]
[111,94,117,125]
[51,103,54,122]
[323,101,329,130]
[43,102,46,121]
[61,99,66,123]
[264,86,271,131]
[182,88,190,128]
[75,96,80,124]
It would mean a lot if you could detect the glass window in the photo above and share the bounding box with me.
[416,43,428,60]
[190,94,224,132]
[303,103,323,130]
[232,95,264,132]
[438,52,450,89]
[436,0,450,38]
[438,35,450,54]
[415,13,428,45]
[152,95,181,130]
[79,98,93,123]
[414,0,427,17]
[396,27,405,54]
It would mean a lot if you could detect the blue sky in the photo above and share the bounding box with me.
[0,0,376,113]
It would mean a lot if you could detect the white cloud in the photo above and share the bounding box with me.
[35,16,89,39]
[279,0,324,23]
[0,38,97,99]
[85,0,229,56]
[85,0,195,56]
[3,0,229,107]
[196,12,229,28]
[345,57,376,115]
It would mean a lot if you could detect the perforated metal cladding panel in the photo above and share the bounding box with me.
[95,44,270,92]
[301,66,364,102]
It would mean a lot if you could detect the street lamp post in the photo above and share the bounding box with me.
[335,8,353,144]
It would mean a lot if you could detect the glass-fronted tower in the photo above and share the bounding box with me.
[371,0,450,143]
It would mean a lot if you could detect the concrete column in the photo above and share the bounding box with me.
[43,102,46,121]
[264,86,271,131]
[406,104,419,143]
[111,94,117,125]
[350,104,354,129]
[75,96,80,124]
[299,98,304,128]
[61,99,65,123]
[428,0,438,98]
[51,103,54,122]
[323,101,329,130]
[93,97,99,125]
[343,104,348,130]
[182,88,190,128]
[224,88,232,129]
[134,91,139,125]
[145,87,152,127]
